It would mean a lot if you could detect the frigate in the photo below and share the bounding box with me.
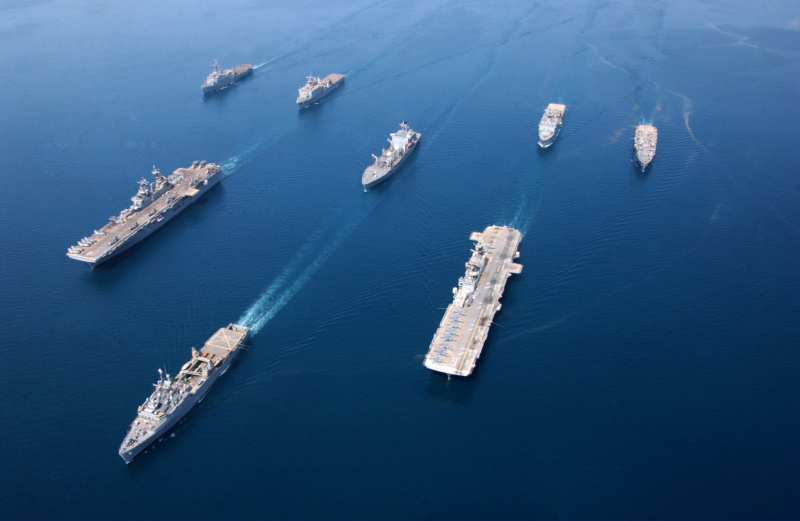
[66,161,222,266]
[634,124,657,171]
[361,122,421,190]
[119,324,250,463]
[538,103,566,148]
[424,226,522,377]
[296,73,345,108]
[201,60,253,94]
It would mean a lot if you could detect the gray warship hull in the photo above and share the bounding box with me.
[538,103,566,148]
[202,65,253,95]
[362,139,419,190]
[67,163,222,267]
[297,74,345,108]
[424,226,522,377]
[119,324,249,463]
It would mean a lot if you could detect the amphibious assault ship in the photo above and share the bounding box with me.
[119,324,249,463]
[201,60,253,94]
[362,122,421,190]
[634,124,657,171]
[424,226,522,377]
[538,103,566,148]
[296,73,345,108]
[66,161,222,267]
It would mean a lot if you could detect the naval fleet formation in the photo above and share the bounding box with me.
[65,58,662,463]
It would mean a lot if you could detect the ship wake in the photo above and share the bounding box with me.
[238,194,384,335]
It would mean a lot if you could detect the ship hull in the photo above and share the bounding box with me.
[202,67,253,95]
[362,138,420,190]
[297,75,345,108]
[68,171,222,267]
[119,341,242,463]
[538,124,561,148]
[634,154,653,171]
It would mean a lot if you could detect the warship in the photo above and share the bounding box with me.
[634,124,657,171]
[296,73,345,108]
[66,161,222,267]
[361,122,421,190]
[119,324,250,463]
[201,60,253,95]
[424,226,522,377]
[538,103,566,148]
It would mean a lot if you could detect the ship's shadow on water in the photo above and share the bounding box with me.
[83,183,227,274]
[425,369,480,406]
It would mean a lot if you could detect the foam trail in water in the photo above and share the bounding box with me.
[253,50,292,70]
[221,119,296,177]
[238,195,384,335]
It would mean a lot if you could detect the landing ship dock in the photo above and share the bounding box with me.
[424,226,522,377]
[67,161,222,266]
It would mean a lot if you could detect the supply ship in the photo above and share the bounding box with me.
[201,60,253,94]
[538,103,566,148]
[424,226,522,377]
[119,324,250,463]
[296,73,345,108]
[634,124,657,170]
[361,122,421,190]
[66,161,222,267]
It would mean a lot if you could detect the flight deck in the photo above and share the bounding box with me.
[424,225,522,377]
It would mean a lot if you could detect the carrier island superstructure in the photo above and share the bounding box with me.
[538,103,566,148]
[119,324,249,463]
[424,226,522,377]
[296,73,345,108]
[66,162,222,266]
[634,124,657,171]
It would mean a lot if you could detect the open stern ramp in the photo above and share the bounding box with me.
[424,226,522,377]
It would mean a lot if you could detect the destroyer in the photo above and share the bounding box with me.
[66,161,222,266]
[538,103,566,148]
[296,73,345,108]
[634,124,657,171]
[424,226,522,377]
[362,122,421,190]
[201,60,253,95]
[119,324,249,463]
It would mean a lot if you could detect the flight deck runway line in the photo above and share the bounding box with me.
[458,305,486,373]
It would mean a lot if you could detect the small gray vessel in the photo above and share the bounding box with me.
[634,124,657,171]
[538,103,566,148]
[119,324,249,463]
[296,73,345,108]
[201,60,253,94]
[361,122,421,190]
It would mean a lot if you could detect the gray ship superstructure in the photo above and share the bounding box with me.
[361,122,421,190]
[67,161,222,266]
[424,226,522,377]
[296,73,345,108]
[119,324,249,463]
[201,60,253,94]
[538,103,566,148]
[634,124,657,171]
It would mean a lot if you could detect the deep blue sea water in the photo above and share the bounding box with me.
[2,0,799,519]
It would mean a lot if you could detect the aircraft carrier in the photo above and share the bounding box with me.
[201,60,253,95]
[538,103,566,148]
[424,226,522,377]
[296,73,345,108]
[119,324,249,463]
[634,124,657,171]
[66,161,222,267]
[362,122,421,190]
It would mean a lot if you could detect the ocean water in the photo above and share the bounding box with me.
[1,0,799,519]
